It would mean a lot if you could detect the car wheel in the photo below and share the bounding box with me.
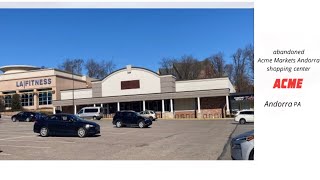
[78,127,87,138]
[249,149,254,160]
[12,117,17,122]
[26,117,30,122]
[138,121,145,128]
[116,120,122,128]
[149,116,154,121]
[40,127,49,137]
[239,118,246,124]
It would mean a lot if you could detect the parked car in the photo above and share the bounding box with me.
[234,110,254,124]
[139,110,157,121]
[33,113,100,138]
[230,130,254,160]
[113,110,152,128]
[11,112,47,122]
[77,107,103,120]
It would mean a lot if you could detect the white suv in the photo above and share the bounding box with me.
[139,110,157,121]
[234,110,254,124]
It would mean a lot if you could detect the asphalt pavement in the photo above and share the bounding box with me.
[0,115,253,160]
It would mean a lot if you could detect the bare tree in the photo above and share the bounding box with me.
[58,59,84,74]
[232,48,253,92]
[208,52,225,78]
[244,44,254,82]
[158,58,177,75]
[200,59,214,79]
[85,59,116,79]
[173,55,201,80]
[224,64,234,82]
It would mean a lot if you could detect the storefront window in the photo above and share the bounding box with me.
[4,95,12,107]
[21,93,34,107]
[39,91,52,105]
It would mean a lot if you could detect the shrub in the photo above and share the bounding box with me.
[11,94,22,111]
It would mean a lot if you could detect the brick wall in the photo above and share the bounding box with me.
[174,110,196,118]
[200,97,226,118]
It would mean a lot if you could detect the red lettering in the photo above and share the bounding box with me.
[273,78,303,89]
[281,78,288,88]
[296,79,303,88]
[273,79,280,88]
[287,79,297,88]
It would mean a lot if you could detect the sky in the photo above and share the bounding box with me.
[0,9,253,73]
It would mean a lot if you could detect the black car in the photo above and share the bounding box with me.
[33,113,100,138]
[11,112,47,122]
[112,110,152,128]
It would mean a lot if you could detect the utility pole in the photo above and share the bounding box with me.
[72,65,75,114]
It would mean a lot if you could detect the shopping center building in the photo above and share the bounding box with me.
[0,65,236,118]
[54,65,236,118]
[0,65,93,112]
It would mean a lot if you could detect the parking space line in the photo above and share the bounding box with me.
[108,130,139,135]
[0,153,11,156]
[0,135,35,141]
[0,145,50,149]
[4,139,76,144]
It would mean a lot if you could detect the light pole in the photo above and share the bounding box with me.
[72,65,75,114]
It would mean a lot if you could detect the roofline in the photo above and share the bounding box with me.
[0,65,41,73]
[176,76,230,82]
[92,66,160,82]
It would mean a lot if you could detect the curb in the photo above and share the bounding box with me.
[100,118,234,121]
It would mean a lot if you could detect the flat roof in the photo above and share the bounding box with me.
[0,65,41,73]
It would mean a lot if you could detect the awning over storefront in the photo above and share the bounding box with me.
[53,88,230,106]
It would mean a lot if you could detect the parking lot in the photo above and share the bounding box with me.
[0,116,253,160]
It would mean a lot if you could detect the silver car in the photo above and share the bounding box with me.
[139,110,157,121]
[77,107,103,120]
[231,130,254,160]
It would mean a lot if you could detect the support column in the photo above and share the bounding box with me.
[117,102,120,111]
[197,97,201,113]
[100,104,103,107]
[107,104,110,114]
[93,104,96,107]
[74,105,77,115]
[162,99,165,113]
[33,89,38,110]
[226,96,230,116]
[170,99,173,112]
[53,107,56,114]
[143,100,146,111]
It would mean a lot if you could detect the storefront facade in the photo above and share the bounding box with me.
[54,65,236,118]
[0,65,93,112]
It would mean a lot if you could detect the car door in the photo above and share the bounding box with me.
[139,111,145,118]
[15,112,23,121]
[47,115,63,134]
[248,111,254,122]
[21,112,30,121]
[123,112,132,125]
[129,112,139,125]
[58,115,75,135]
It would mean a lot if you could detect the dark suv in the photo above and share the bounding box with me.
[113,111,152,128]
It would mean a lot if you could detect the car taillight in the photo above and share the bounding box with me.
[246,135,254,141]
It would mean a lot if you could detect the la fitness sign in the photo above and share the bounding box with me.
[16,78,52,88]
